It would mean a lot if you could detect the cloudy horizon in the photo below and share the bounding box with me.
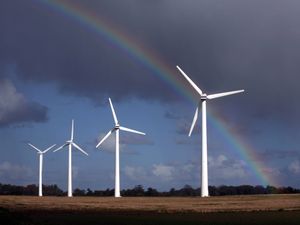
[0,0,299,191]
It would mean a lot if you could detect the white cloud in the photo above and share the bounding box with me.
[288,160,300,174]
[209,154,248,179]
[0,79,48,127]
[182,163,195,173]
[209,155,227,167]
[123,163,196,188]
[152,164,175,181]
[261,166,281,176]
[0,161,33,182]
[0,80,25,116]
[224,161,247,178]
[124,166,147,181]
[96,132,124,153]
[121,155,253,189]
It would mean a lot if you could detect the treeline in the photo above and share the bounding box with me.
[0,183,299,196]
[0,184,65,196]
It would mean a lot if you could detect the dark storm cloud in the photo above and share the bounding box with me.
[0,79,48,127]
[0,0,180,103]
[1,0,300,123]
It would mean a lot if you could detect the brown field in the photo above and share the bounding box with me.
[0,194,300,213]
[0,194,300,225]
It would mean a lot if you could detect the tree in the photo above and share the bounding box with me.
[145,187,159,196]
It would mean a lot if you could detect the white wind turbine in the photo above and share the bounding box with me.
[27,143,56,197]
[53,119,88,197]
[96,98,146,198]
[176,65,244,197]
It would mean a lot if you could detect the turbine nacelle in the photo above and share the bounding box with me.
[201,94,207,100]
[176,65,244,136]
[96,98,146,149]
[53,120,88,156]
[176,65,244,103]
[28,143,56,155]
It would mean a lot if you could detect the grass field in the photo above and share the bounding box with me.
[0,194,300,224]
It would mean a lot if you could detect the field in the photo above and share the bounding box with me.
[0,194,300,225]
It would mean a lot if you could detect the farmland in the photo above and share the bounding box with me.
[0,194,300,224]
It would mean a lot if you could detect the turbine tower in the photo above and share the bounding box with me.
[96,98,146,198]
[176,65,244,197]
[53,120,88,197]
[27,143,56,197]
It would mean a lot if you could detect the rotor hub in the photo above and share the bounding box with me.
[201,94,207,100]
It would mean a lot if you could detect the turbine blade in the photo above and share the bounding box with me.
[176,65,203,95]
[120,126,146,135]
[207,90,245,100]
[53,143,69,152]
[28,143,42,153]
[96,129,114,148]
[109,98,118,125]
[71,119,74,141]
[42,144,56,154]
[72,143,88,156]
[189,106,199,137]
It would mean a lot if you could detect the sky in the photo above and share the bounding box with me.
[0,0,299,191]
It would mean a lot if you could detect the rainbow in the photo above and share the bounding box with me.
[207,109,275,186]
[35,0,276,186]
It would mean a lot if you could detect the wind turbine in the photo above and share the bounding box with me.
[176,65,244,197]
[53,119,88,197]
[96,98,146,197]
[27,143,56,197]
